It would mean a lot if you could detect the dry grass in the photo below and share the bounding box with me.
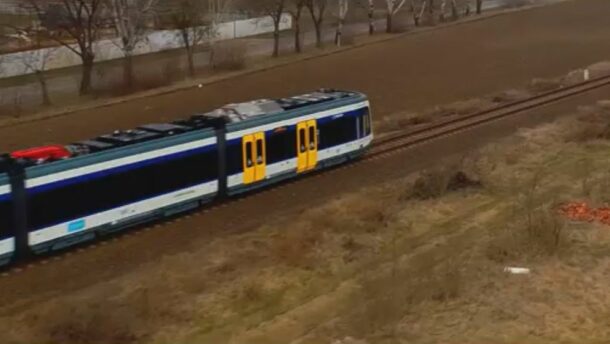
[6,98,610,344]
[528,77,561,93]
[564,104,610,142]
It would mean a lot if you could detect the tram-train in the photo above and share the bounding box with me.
[0,89,373,265]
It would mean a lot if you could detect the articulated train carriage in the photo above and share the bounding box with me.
[0,89,373,265]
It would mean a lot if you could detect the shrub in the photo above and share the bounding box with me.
[565,108,610,142]
[407,165,481,200]
[211,41,247,71]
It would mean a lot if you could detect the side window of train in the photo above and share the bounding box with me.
[245,142,254,167]
[364,108,371,135]
[256,139,264,164]
[267,128,296,164]
[0,198,12,240]
[299,128,307,153]
[308,126,316,149]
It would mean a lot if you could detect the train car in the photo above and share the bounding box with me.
[0,89,372,265]
[0,159,14,266]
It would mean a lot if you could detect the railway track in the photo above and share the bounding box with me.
[3,74,610,276]
[367,73,610,158]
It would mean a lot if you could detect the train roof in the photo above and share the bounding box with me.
[0,89,367,172]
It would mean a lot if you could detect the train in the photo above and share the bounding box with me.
[0,89,373,266]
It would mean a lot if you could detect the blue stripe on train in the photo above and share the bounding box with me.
[0,193,10,202]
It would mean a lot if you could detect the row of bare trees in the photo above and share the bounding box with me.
[6,0,229,100]
[2,0,485,107]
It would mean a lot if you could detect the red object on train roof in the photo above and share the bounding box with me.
[10,145,71,161]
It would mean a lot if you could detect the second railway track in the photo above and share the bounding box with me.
[368,74,610,158]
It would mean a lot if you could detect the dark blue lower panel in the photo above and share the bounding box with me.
[29,193,216,254]
[0,252,13,267]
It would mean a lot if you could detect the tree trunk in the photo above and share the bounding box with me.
[386,12,393,33]
[451,0,458,19]
[428,0,435,25]
[476,0,482,14]
[272,29,280,57]
[79,53,94,95]
[294,14,302,53]
[368,3,375,35]
[123,52,134,89]
[335,19,343,47]
[314,23,322,48]
[186,47,195,77]
[36,71,51,106]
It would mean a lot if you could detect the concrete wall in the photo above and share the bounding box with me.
[0,13,292,79]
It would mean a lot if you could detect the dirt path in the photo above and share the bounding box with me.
[1,0,609,152]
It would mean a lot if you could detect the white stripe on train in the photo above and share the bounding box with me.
[26,137,217,189]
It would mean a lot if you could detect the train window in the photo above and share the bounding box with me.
[256,139,264,165]
[266,127,296,164]
[318,115,358,149]
[0,197,12,240]
[363,108,371,135]
[27,148,218,231]
[299,129,306,153]
[308,126,316,150]
[245,142,253,167]
[226,141,243,175]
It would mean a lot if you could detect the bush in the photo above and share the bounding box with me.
[211,41,247,71]
[407,165,481,200]
[565,107,610,142]
[487,205,566,263]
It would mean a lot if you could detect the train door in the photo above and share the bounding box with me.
[242,135,256,184]
[297,122,308,173]
[306,120,318,170]
[253,132,266,181]
[296,120,318,173]
[242,133,266,185]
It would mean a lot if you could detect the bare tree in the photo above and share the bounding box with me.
[108,0,157,88]
[475,0,483,14]
[366,0,375,35]
[334,0,349,47]
[207,0,234,66]
[412,0,426,26]
[385,0,406,32]
[28,0,107,95]
[20,34,56,106]
[351,0,376,35]
[427,0,435,25]
[439,0,458,22]
[171,0,210,77]
[306,0,328,48]
[287,0,306,53]
[450,0,458,20]
[257,0,287,57]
